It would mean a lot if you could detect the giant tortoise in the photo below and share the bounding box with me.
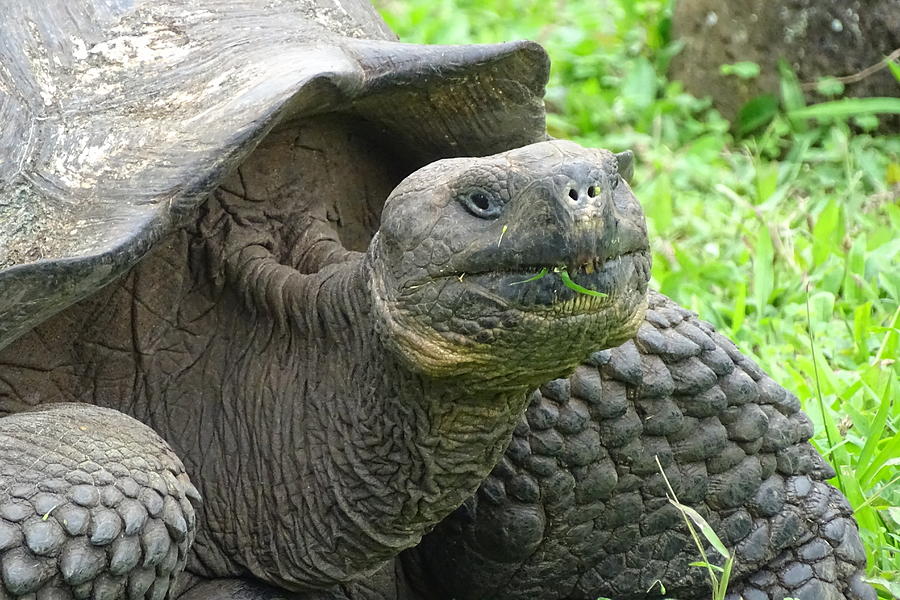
[0,1,875,599]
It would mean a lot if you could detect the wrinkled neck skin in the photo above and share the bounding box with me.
[198,249,531,591]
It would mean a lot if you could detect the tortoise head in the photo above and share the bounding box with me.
[370,140,650,387]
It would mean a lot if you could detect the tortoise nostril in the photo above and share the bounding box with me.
[568,188,579,202]
[587,186,598,198]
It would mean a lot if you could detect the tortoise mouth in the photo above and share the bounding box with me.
[423,249,651,312]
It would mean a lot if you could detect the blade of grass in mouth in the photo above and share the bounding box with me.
[508,266,607,298]
[510,267,549,285]
[557,267,607,298]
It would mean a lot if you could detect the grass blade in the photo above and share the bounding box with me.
[509,267,548,286]
[789,97,900,119]
[716,556,735,600]
[668,499,731,559]
[855,379,892,485]
[558,268,607,297]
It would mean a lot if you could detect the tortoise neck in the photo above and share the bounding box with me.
[224,254,530,590]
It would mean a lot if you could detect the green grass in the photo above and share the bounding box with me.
[376,0,899,597]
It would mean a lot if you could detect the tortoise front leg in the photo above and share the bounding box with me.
[0,404,198,599]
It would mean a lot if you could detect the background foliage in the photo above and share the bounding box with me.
[376,0,900,596]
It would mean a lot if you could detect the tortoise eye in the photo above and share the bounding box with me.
[471,193,490,210]
[461,191,502,218]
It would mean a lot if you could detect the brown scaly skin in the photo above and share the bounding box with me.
[0,141,649,598]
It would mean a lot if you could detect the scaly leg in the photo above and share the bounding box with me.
[0,404,198,599]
